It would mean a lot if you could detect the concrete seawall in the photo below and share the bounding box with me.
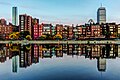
[0,40,119,44]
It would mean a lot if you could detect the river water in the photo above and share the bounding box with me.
[0,44,120,80]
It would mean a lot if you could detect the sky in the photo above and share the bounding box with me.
[0,0,120,25]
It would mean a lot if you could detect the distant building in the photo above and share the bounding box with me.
[12,7,18,26]
[0,23,13,40]
[97,6,106,24]
[12,56,18,73]
[0,19,6,25]
[97,58,106,72]
[12,7,18,32]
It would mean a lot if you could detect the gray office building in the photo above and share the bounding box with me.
[97,6,106,24]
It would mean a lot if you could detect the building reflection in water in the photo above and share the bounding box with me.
[0,43,119,73]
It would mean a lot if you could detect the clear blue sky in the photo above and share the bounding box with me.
[0,0,119,25]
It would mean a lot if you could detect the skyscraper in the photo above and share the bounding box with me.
[97,6,106,24]
[12,56,18,73]
[12,7,19,32]
[97,58,106,72]
[12,7,18,26]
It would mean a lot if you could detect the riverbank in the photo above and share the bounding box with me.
[0,40,119,44]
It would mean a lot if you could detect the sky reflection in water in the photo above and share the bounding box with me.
[0,44,120,80]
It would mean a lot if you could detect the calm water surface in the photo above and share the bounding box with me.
[0,44,120,80]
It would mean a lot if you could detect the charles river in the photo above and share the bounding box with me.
[1,42,120,80]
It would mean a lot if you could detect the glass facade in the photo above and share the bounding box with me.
[12,7,18,26]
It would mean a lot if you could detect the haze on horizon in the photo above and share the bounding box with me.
[0,0,120,25]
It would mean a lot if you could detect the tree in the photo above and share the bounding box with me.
[39,35,47,40]
[20,31,30,40]
[53,34,62,40]
[118,34,120,39]
[26,35,32,40]
[46,34,53,40]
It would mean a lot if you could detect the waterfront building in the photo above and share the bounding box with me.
[56,24,63,35]
[91,24,101,38]
[39,24,43,37]
[0,23,13,40]
[107,23,118,38]
[19,14,39,39]
[0,19,6,25]
[41,23,52,35]
[62,25,69,40]
[76,25,83,39]
[91,45,101,58]
[39,45,43,58]
[118,24,120,37]
[32,18,39,40]
[118,45,120,58]
[0,49,6,63]
[51,26,56,36]
[19,45,28,68]
[19,14,32,33]
[56,50,63,57]
[101,24,107,38]
[42,49,52,58]
[81,25,86,39]
[73,27,78,40]
[68,25,73,40]
[33,44,39,63]
[86,24,91,38]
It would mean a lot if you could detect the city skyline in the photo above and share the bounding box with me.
[0,0,120,25]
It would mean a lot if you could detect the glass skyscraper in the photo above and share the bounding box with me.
[97,6,106,24]
[12,56,18,73]
[12,7,18,26]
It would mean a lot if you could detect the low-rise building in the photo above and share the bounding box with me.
[91,24,101,38]
[56,24,63,35]
[0,23,13,39]
[62,25,69,40]
[32,18,39,40]
[108,23,118,38]
[68,25,73,40]
[42,23,52,35]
